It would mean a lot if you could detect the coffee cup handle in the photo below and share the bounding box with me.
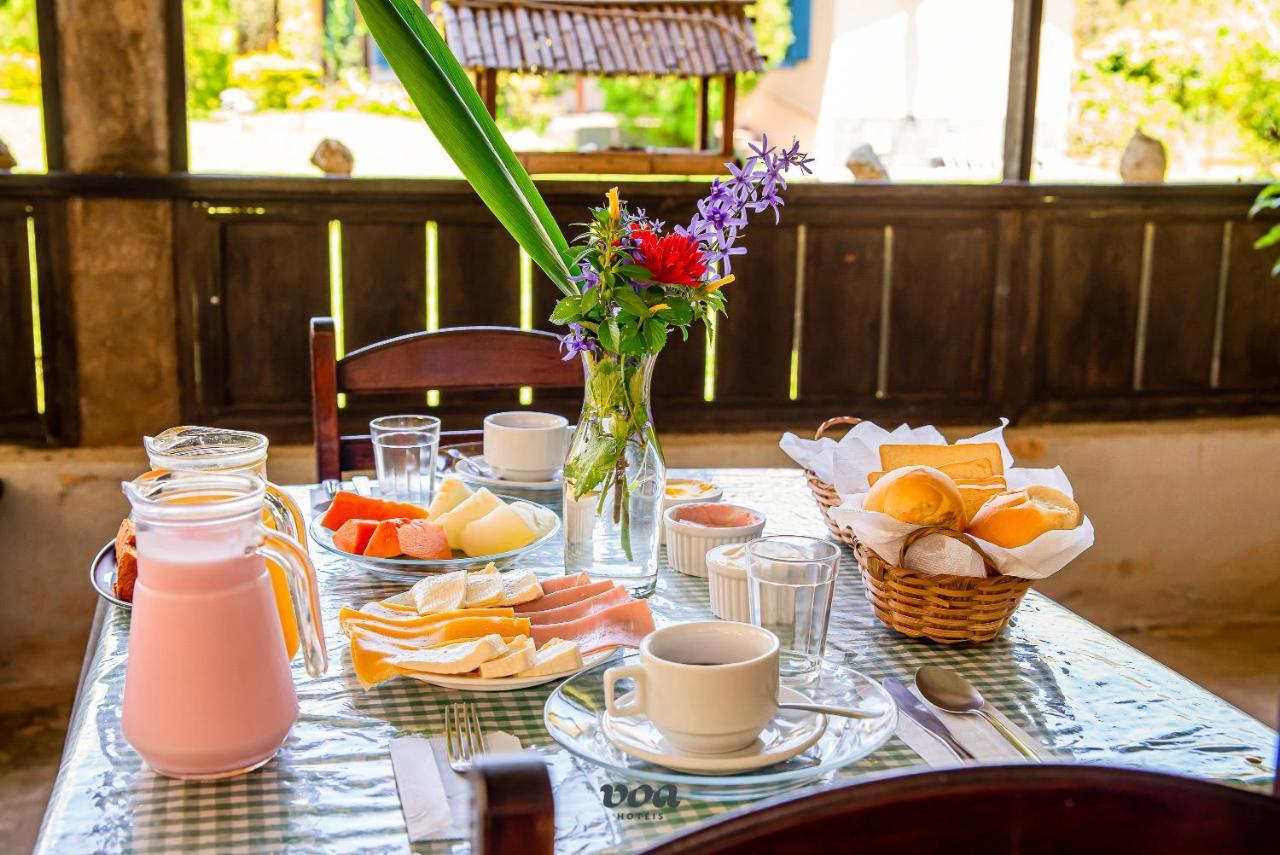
[603,665,646,718]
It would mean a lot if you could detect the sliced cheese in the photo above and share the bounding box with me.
[516,638,584,678]
[477,636,537,678]
[428,477,474,520]
[437,488,503,549]
[391,634,507,675]
[499,570,544,606]
[464,571,505,608]
[338,606,516,638]
[459,504,539,557]
[409,570,467,615]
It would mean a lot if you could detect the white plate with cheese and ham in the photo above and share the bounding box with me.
[341,568,655,692]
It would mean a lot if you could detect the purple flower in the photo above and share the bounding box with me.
[570,262,600,292]
[560,322,597,360]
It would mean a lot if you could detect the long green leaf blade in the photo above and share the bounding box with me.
[357,0,575,295]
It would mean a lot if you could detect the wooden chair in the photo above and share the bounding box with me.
[309,317,580,482]
[468,759,1280,855]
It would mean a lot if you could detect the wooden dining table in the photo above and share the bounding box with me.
[36,468,1277,853]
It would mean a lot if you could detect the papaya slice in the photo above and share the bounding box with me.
[332,519,378,555]
[397,519,453,560]
[363,518,410,558]
[320,491,428,530]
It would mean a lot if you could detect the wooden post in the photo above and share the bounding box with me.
[695,76,710,151]
[1001,0,1044,181]
[721,74,736,157]
[479,68,498,118]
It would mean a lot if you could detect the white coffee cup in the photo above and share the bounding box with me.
[483,411,572,482]
[603,621,780,754]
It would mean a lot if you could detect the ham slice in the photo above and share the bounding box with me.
[525,585,629,626]
[531,599,655,652]
[672,503,760,528]
[538,572,592,594]
[514,580,615,613]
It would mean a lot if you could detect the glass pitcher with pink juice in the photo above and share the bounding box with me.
[121,471,327,780]
[143,426,306,660]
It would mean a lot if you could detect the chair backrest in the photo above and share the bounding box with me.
[309,318,581,481]
[642,764,1280,854]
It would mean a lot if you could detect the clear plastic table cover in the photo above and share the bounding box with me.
[36,470,1276,854]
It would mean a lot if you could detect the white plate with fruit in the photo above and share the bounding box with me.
[310,478,560,581]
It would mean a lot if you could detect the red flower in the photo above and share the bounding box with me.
[628,225,707,287]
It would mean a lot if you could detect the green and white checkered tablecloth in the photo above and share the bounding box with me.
[36,469,1276,853]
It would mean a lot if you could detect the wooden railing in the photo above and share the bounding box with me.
[1,175,1278,445]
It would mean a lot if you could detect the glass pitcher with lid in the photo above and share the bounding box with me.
[144,426,307,659]
[121,471,327,780]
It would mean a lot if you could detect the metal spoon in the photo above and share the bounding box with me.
[777,702,877,720]
[914,666,1041,761]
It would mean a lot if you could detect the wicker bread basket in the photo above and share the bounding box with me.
[804,417,1033,644]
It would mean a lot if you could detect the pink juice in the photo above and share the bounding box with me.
[122,524,298,780]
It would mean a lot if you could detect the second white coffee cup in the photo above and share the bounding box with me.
[483,411,572,482]
[603,621,780,754]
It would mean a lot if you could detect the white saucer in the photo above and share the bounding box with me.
[453,453,562,490]
[600,686,828,775]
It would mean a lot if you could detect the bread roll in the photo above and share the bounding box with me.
[864,466,966,531]
[879,443,1004,477]
[968,485,1081,548]
[114,518,138,602]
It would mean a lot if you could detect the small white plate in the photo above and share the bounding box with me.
[600,686,827,775]
[452,453,562,490]
[402,646,618,692]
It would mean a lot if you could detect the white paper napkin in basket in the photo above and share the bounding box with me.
[781,419,1094,580]
[390,731,524,842]
[892,685,1053,766]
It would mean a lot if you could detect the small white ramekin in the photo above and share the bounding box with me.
[658,479,723,545]
[706,543,750,621]
[664,502,765,578]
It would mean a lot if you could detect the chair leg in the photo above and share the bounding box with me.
[469,754,554,855]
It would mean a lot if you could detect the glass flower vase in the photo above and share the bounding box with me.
[562,351,666,597]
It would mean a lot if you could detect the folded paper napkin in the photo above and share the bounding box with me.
[780,418,1094,579]
[390,731,523,842]
[893,685,1053,766]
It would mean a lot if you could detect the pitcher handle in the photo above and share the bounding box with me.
[263,483,306,541]
[257,524,328,677]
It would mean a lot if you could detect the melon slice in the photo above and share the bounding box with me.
[428,477,473,520]
[437,488,503,549]
[397,519,452,560]
[459,504,539,557]
[333,519,378,555]
[320,491,428,530]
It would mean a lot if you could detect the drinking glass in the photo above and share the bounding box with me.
[370,415,440,503]
[746,535,840,676]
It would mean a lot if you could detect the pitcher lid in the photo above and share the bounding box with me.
[144,426,269,471]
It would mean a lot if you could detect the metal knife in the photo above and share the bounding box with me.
[882,677,975,761]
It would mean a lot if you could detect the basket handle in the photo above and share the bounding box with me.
[814,416,861,441]
[898,525,1002,579]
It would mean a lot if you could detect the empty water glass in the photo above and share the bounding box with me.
[746,535,840,676]
[370,415,440,503]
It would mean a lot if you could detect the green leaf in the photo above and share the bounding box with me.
[598,317,621,352]
[356,0,573,295]
[643,319,668,354]
[587,357,622,406]
[1253,225,1280,250]
[580,285,600,314]
[549,295,582,324]
[656,297,693,325]
[566,435,622,497]
[617,263,653,281]
[614,288,649,317]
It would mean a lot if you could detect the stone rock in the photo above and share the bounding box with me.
[311,138,354,176]
[846,143,889,181]
[1119,130,1167,182]
[0,137,15,172]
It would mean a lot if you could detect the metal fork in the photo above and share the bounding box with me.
[443,702,487,774]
